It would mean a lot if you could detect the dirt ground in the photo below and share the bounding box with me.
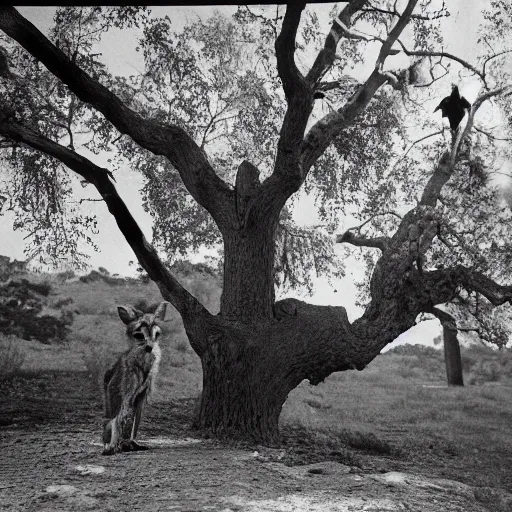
[1,371,511,512]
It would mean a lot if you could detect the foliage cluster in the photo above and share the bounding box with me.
[0,278,73,343]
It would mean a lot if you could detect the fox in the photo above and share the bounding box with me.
[102,301,169,455]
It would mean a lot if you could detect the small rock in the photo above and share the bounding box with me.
[75,465,105,475]
[46,484,78,496]
[307,468,325,475]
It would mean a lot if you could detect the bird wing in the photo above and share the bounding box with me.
[434,98,449,116]
[460,96,471,110]
[433,98,446,113]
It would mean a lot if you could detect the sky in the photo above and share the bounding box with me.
[2,2,495,349]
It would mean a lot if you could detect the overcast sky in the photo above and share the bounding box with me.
[2,2,489,348]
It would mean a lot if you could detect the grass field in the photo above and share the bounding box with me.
[1,270,512,510]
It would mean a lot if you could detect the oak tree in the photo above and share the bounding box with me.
[1,2,512,442]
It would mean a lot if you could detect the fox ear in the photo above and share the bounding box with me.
[117,305,141,325]
[154,301,170,321]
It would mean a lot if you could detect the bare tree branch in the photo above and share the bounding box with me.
[482,49,512,78]
[395,41,485,82]
[360,4,448,21]
[0,6,234,227]
[474,126,512,142]
[395,129,444,166]
[335,210,404,251]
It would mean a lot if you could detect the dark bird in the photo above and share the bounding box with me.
[434,86,471,131]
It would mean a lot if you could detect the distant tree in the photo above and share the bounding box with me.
[1,3,512,441]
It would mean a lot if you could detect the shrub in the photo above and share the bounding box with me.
[79,270,125,286]
[462,345,512,383]
[0,278,73,344]
[170,260,219,278]
[0,335,25,381]
[55,269,76,282]
[387,344,441,358]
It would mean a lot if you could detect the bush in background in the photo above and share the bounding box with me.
[0,279,73,344]
[462,344,512,384]
[79,269,125,286]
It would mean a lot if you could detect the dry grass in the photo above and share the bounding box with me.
[0,334,25,381]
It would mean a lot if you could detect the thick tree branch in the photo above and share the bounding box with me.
[335,211,403,251]
[0,118,212,338]
[425,267,512,307]
[0,6,234,226]
[263,2,313,210]
[336,231,388,251]
[375,0,418,72]
[306,0,368,85]
[301,70,388,173]
[301,1,418,173]
[420,151,452,206]
[275,2,307,101]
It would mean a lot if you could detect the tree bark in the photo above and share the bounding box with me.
[194,329,289,442]
[443,325,464,386]
[222,226,276,322]
[189,302,361,443]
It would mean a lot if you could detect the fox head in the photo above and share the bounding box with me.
[117,301,169,353]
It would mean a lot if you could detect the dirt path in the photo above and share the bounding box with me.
[1,372,511,511]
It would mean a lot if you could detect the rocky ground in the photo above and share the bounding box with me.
[1,371,511,512]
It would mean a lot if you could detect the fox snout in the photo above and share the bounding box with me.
[145,345,153,353]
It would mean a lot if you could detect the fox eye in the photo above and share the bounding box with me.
[133,332,145,340]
